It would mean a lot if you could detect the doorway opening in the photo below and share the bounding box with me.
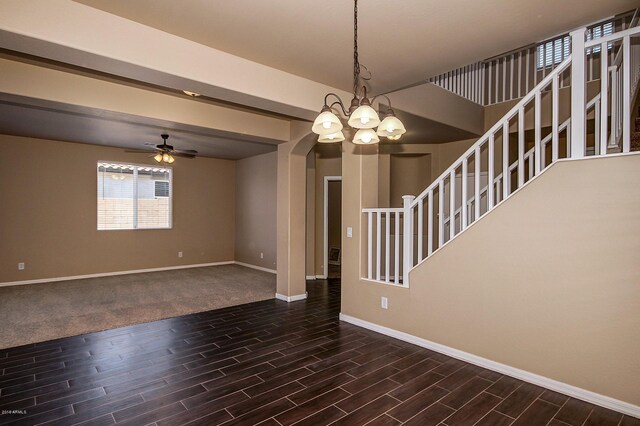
[324,176,342,279]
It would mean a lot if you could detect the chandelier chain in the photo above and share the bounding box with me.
[353,0,360,96]
[312,0,406,144]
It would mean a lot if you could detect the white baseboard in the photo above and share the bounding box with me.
[316,274,327,279]
[275,292,308,303]
[0,262,235,288]
[234,261,277,274]
[305,276,316,280]
[339,313,640,418]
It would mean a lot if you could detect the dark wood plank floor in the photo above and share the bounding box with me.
[0,279,637,426]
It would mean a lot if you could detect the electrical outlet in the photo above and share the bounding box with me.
[381,297,388,309]
[260,252,264,259]
[178,251,183,258]
[18,262,25,270]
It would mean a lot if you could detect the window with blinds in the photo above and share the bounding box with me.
[97,162,172,230]
[537,35,570,69]
[536,21,613,69]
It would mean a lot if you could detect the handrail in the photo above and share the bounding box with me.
[362,208,403,213]
[586,93,601,109]
[585,25,640,48]
[410,57,572,209]
[630,8,639,28]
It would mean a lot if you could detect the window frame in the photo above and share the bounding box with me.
[97,161,173,231]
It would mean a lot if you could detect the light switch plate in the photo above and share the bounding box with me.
[381,297,388,309]
[346,227,353,238]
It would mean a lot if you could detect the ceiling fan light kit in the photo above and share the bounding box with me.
[311,0,406,145]
[127,133,198,164]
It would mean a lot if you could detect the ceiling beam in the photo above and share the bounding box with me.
[0,57,290,144]
[0,0,353,121]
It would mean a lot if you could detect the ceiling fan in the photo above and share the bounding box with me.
[126,133,198,164]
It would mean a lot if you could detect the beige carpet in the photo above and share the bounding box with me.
[0,264,276,349]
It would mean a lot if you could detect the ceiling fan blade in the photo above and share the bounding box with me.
[174,149,198,155]
[125,149,156,153]
[172,152,197,159]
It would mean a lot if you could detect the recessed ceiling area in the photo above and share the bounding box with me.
[74,0,638,94]
[0,100,278,160]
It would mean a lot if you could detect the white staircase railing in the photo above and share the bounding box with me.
[427,62,485,105]
[363,24,640,287]
[427,10,637,106]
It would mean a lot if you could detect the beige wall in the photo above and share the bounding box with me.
[235,151,277,270]
[377,139,477,208]
[276,121,316,298]
[388,82,485,135]
[342,153,640,406]
[389,154,432,208]
[0,134,236,283]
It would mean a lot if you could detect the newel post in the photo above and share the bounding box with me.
[402,195,415,286]
[570,28,586,158]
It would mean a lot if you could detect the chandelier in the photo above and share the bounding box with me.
[311,0,406,145]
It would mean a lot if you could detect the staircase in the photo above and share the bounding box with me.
[633,108,640,151]
[363,23,640,287]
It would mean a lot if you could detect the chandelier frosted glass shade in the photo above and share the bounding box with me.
[312,110,343,135]
[348,105,380,129]
[377,115,406,139]
[318,131,346,143]
[352,128,380,145]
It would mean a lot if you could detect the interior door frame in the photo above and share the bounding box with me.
[323,176,342,279]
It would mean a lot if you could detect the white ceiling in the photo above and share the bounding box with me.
[75,0,637,94]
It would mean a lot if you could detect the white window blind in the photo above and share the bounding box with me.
[536,21,613,69]
[537,36,570,69]
[97,162,172,230]
[586,21,614,55]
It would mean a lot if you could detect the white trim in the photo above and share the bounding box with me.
[97,160,173,231]
[234,261,277,274]
[339,313,640,418]
[316,274,327,279]
[0,262,235,287]
[361,277,407,288]
[275,292,308,303]
[323,176,342,278]
[305,275,316,280]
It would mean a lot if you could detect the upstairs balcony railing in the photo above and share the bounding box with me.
[426,10,638,106]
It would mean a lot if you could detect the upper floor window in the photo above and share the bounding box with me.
[586,21,614,55]
[537,35,570,69]
[536,21,613,70]
[97,162,172,230]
